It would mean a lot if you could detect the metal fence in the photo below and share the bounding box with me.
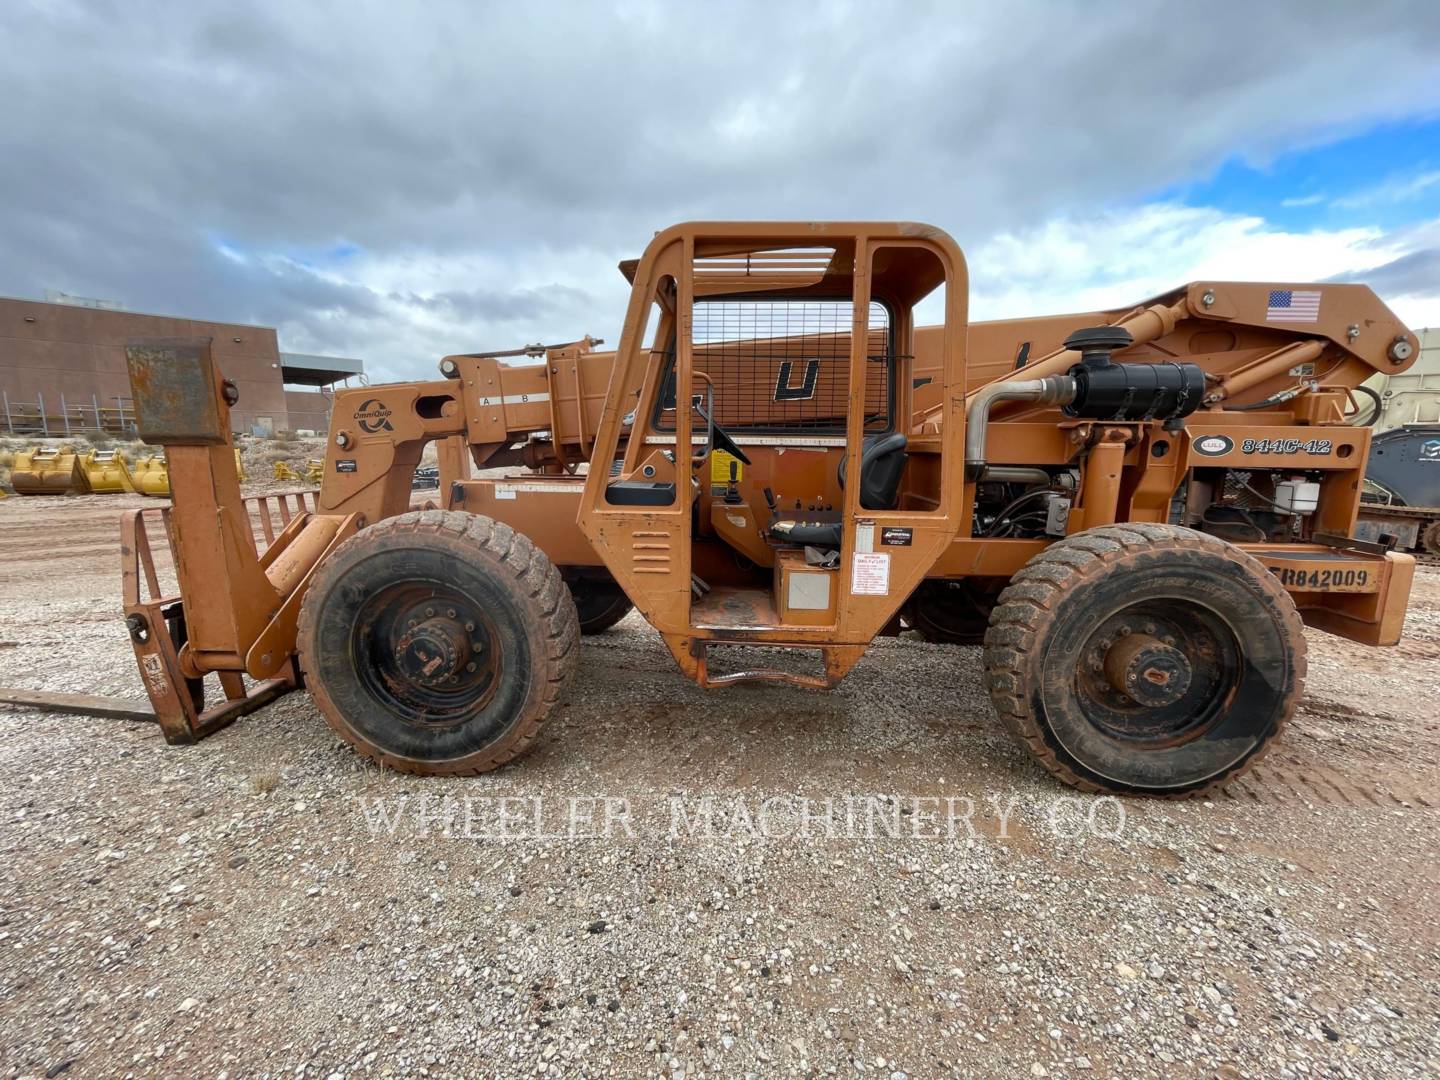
[0,391,138,436]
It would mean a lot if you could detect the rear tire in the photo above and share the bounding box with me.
[905,579,1001,645]
[983,523,1305,798]
[296,510,579,775]
[567,575,635,635]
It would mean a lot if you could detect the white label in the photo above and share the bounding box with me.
[494,482,580,495]
[480,392,551,407]
[644,435,845,448]
[855,522,875,554]
[788,572,832,611]
[851,552,890,595]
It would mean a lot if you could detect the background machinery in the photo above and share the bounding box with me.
[112,222,1419,797]
[1351,327,1440,554]
[1357,422,1440,555]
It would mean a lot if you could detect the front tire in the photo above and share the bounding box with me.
[297,510,579,775]
[983,523,1305,797]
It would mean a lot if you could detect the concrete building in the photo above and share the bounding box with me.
[0,296,363,436]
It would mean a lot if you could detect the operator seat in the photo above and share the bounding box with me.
[839,431,909,512]
[768,432,909,548]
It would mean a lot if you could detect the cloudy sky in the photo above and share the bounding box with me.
[3,0,1439,382]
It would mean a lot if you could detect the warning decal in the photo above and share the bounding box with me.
[710,451,744,485]
[851,552,890,595]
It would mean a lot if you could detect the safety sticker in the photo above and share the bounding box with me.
[335,459,358,473]
[711,450,744,485]
[851,552,890,595]
[880,527,913,547]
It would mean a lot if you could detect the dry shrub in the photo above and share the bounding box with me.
[248,769,281,795]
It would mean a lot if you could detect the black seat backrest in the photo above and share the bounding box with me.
[837,432,909,510]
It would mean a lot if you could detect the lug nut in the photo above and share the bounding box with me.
[465,621,475,632]
[446,608,457,619]
[425,607,435,618]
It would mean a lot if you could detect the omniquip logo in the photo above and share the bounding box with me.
[354,399,394,434]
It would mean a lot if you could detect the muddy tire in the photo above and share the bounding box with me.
[983,523,1305,798]
[567,576,635,635]
[296,509,579,775]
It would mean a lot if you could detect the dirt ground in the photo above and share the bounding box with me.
[0,493,1437,1079]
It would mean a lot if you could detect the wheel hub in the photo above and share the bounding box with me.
[393,617,473,687]
[1102,633,1192,707]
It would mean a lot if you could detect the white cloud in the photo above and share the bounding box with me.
[957,203,1436,329]
[1331,169,1440,208]
[317,201,1438,380]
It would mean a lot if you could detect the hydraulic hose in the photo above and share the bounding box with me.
[1349,384,1383,427]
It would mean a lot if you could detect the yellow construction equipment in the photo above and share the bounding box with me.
[131,453,170,497]
[78,449,138,494]
[9,446,86,496]
[273,461,302,482]
[305,459,324,485]
[134,449,246,496]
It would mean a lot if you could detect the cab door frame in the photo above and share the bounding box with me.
[832,233,969,644]
[578,222,970,677]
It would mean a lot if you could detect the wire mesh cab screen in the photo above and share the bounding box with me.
[657,299,894,435]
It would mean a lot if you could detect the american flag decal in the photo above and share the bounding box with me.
[1266,289,1321,323]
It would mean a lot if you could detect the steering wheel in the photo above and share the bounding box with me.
[692,373,752,466]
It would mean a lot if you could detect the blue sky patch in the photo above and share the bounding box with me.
[1158,117,1440,232]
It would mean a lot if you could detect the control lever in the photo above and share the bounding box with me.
[724,460,742,505]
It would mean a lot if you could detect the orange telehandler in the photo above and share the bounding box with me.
[113,221,1418,796]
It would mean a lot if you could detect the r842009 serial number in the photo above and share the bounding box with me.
[1271,566,1370,591]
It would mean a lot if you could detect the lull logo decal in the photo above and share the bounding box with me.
[1192,434,1233,457]
[354,398,394,434]
[774,360,820,401]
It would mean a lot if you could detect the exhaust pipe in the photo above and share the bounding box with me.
[964,327,1206,483]
[965,376,1076,481]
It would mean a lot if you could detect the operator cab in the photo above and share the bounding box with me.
[768,431,910,550]
[579,223,967,682]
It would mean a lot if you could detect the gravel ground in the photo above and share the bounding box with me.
[1,494,1437,1079]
